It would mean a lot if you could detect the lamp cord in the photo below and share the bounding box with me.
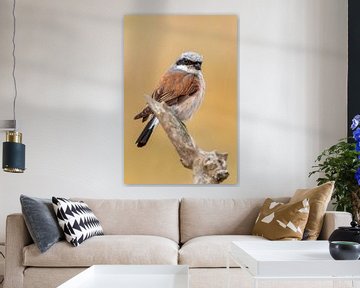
[12,0,18,129]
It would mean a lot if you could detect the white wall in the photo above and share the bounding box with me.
[0,0,347,242]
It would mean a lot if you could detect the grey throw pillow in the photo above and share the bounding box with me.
[20,195,64,253]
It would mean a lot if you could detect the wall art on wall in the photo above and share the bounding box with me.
[124,15,238,185]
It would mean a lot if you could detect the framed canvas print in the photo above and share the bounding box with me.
[124,15,238,185]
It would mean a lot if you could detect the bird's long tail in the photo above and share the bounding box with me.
[135,116,159,148]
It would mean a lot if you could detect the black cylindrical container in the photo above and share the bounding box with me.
[2,131,25,173]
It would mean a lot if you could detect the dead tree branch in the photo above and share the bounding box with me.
[146,96,229,184]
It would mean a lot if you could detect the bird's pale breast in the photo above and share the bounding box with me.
[172,72,205,121]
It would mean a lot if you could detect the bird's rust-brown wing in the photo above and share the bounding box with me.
[153,70,200,103]
[134,70,200,121]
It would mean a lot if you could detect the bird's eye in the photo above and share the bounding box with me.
[177,58,198,66]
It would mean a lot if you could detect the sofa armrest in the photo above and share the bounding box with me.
[4,213,32,288]
[318,211,352,240]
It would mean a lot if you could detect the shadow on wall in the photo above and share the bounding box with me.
[7,0,173,114]
[237,0,347,188]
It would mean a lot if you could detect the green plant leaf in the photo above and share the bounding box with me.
[309,138,360,216]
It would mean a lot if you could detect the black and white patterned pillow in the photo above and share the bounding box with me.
[52,197,104,247]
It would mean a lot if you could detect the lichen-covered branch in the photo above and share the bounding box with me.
[146,96,229,184]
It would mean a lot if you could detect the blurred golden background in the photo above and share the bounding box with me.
[124,15,238,184]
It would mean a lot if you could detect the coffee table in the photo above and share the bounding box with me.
[58,265,189,288]
[228,241,360,288]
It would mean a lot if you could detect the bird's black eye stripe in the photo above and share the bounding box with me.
[176,59,202,66]
[176,59,189,66]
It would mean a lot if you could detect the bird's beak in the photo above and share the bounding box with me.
[194,62,202,70]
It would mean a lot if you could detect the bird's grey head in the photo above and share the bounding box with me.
[175,51,203,72]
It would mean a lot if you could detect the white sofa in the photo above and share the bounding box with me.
[4,198,352,288]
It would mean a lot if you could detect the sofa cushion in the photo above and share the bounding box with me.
[72,198,179,243]
[20,195,64,253]
[252,198,310,240]
[24,268,86,288]
[290,181,334,240]
[52,197,104,247]
[179,235,267,268]
[23,235,178,267]
[180,198,289,243]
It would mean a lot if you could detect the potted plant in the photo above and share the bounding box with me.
[309,115,360,222]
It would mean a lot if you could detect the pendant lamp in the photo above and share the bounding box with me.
[1,0,26,173]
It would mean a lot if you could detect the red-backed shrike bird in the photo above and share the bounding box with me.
[134,51,205,147]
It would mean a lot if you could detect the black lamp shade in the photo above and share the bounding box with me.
[3,142,25,172]
[2,132,25,173]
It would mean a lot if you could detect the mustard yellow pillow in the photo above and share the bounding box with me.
[289,181,334,240]
[252,198,310,240]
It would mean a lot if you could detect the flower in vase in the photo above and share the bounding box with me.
[356,168,360,186]
[353,128,360,143]
[352,115,360,130]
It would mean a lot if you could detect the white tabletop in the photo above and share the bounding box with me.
[231,241,360,278]
[58,265,189,288]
